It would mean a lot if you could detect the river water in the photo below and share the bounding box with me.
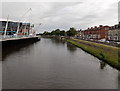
[2,38,119,89]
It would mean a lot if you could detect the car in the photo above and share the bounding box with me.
[116,42,120,44]
[106,41,110,43]
[98,39,106,42]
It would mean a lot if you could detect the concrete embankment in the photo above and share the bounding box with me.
[1,36,40,48]
[67,38,120,70]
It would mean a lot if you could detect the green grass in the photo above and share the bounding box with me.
[67,38,120,70]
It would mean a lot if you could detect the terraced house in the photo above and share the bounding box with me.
[108,22,120,42]
[78,25,110,41]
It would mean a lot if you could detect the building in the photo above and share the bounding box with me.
[81,25,110,40]
[76,29,82,38]
[0,19,31,36]
[18,22,30,35]
[108,22,120,41]
[0,19,19,35]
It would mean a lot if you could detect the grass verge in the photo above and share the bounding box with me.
[66,38,120,70]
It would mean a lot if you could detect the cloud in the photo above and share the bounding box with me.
[1,0,119,33]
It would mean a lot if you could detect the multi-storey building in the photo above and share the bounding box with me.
[76,29,82,38]
[77,23,120,42]
[81,25,110,40]
[108,22,120,41]
[0,19,31,36]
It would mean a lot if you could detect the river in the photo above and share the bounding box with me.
[1,38,119,89]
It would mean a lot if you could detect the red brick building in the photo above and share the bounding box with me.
[80,25,110,40]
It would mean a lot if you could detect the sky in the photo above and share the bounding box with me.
[118,1,120,22]
[1,0,120,33]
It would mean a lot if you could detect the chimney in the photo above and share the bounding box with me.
[99,25,103,27]
[94,26,97,28]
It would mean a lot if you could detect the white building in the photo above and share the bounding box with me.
[108,23,120,41]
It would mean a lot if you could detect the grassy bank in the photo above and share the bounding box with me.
[66,38,120,70]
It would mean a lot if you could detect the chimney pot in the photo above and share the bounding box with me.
[99,25,103,27]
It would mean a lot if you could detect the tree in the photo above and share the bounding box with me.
[43,31,50,35]
[60,30,66,36]
[51,30,55,35]
[55,29,60,36]
[67,27,77,37]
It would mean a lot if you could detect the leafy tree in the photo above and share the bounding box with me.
[60,30,66,36]
[43,31,50,35]
[51,30,55,35]
[55,29,60,36]
[67,27,77,37]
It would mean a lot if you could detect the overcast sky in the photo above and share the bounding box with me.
[1,0,120,33]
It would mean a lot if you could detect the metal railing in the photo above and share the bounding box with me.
[0,35,36,40]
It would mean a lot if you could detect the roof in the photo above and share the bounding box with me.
[0,19,30,23]
[0,19,19,22]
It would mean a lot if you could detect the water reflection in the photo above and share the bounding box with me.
[100,61,107,70]
[67,42,77,52]
[0,42,2,90]
[0,41,2,61]
[118,72,120,90]
[0,61,2,90]
[50,38,65,45]
[2,40,40,61]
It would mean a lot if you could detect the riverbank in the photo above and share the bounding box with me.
[66,38,120,71]
[2,36,40,48]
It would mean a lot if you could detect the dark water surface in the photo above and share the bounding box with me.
[2,38,119,89]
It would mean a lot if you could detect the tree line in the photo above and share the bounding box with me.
[42,27,77,37]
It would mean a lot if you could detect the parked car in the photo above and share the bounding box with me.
[115,42,120,44]
[98,39,106,42]
[106,41,110,43]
